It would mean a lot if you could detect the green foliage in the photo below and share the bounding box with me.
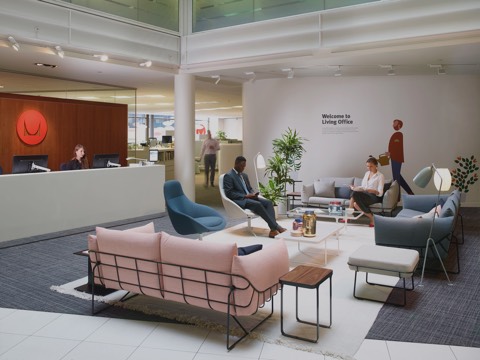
[451,155,479,193]
[260,128,307,203]
[258,179,283,206]
[216,130,227,141]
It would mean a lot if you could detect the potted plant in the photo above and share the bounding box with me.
[260,128,307,213]
[258,179,283,206]
[451,155,478,196]
[216,130,228,142]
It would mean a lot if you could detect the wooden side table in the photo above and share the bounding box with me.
[279,265,333,343]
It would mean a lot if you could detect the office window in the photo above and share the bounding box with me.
[193,0,379,32]
[59,0,179,31]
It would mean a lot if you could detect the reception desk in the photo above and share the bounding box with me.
[0,165,165,243]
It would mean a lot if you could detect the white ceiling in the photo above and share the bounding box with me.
[1,31,480,119]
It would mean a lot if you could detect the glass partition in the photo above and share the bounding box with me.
[58,0,179,31]
[193,0,379,32]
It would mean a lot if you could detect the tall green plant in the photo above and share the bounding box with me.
[263,128,307,196]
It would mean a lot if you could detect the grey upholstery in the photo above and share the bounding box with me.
[374,190,460,260]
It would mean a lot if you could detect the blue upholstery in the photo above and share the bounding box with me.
[59,163,68,171]
[164,180,226,237]
[374,190,460,260]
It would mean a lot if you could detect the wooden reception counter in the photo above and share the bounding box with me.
[0,165,165,243]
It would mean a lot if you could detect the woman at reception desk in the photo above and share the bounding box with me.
[65,144,89,170]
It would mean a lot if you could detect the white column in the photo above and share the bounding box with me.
[174,73,196,200]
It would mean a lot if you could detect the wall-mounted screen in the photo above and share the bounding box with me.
[92,153,120,168]
[12,155,49,174]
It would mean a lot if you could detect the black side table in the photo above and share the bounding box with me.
[280,265,333,343]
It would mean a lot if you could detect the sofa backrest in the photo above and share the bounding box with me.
[160,232,238,313]
[231,240,289,316]
[89,225,163,298]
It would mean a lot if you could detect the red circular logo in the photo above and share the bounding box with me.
[17,110,48,145]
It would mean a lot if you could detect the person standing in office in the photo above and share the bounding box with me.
[223,156,287,238]
[65,144,89,170]
[199,130,221,187]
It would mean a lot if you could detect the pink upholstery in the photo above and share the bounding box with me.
[88,225,289,317]
[160,232,237,312]
[231,240,289,316]
[91,226,163,298]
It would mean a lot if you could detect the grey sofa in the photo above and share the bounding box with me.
[301,176,399,216]
[374,190,460,262]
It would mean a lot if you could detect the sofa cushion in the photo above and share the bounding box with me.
[160,232,237,312]
[314,179,335,197]
[231,240,289,316]
[92,227,163,297]
[335,186,352,199]
[88,222,155,252]
[413,205,441,219]
[440,195,458,218]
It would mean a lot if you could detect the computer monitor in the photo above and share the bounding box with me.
[92,153,120,168]
[161,135,172,145]
[148,149,159,162]
[12,155,49,174]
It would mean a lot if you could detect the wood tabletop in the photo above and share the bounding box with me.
[280,265,333,288]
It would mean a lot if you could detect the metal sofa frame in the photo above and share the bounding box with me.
[89,250,279,351]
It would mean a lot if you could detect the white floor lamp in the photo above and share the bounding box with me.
[253,152,266,190]
[413,163,453,286]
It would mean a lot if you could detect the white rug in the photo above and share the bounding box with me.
[51,218,397,359]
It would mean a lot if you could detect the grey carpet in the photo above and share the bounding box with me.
[366,207,480,348]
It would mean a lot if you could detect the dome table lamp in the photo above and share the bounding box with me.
[254,152,266,191]
[413,163,453,286]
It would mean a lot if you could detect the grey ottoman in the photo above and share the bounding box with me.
[348,245,419,306]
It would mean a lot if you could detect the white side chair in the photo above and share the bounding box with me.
[219,174,257,236]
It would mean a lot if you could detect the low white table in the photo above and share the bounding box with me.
[275,222,343,265]
[287,207,364,231]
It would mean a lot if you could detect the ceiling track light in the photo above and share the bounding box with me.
[430,64,446,75]
[388,68,395,76]
[287,69,294,79]
[333,66,342,77]
[211,75,221,85]
[244,71,256,83]
[54,45,64,58]
[94,54,109,62]
[7,36,20,51]
[140,60,152,68]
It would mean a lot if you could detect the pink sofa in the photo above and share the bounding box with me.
[88,222,289,350]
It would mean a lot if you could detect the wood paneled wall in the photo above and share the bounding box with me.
[0,93,128,174]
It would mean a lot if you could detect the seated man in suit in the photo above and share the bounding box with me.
[224,156,286,238]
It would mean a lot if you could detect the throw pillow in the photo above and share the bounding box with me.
[383,180,392,194]
[413,205,441,219]
[238,244,263,256]
[314,179,335,197]
[335,186,352,199]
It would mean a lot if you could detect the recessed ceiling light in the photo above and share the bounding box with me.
[139,60,152,67]
[94,54,109,61]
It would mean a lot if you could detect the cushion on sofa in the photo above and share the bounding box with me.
[335,186,352,199]
[93,227,163,297]
[231,240,289,316]
[314,179,335,197]
[88,222,155,252]
[413,205,441,219]
[161,231,237,312]
[440,195,458,218]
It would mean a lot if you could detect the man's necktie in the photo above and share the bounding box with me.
[239,174,249,194]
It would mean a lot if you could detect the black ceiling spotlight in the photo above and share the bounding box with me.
[34,63,58,68]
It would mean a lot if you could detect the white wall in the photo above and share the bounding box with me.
[243,75,480,206]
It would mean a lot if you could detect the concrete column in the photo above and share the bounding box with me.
[174,73,196,200]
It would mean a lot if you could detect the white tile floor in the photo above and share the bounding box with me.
[0,307,478,360]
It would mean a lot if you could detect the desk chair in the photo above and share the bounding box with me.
[164,180,226,240]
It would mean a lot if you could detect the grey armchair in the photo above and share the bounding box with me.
[374,191,460,267]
